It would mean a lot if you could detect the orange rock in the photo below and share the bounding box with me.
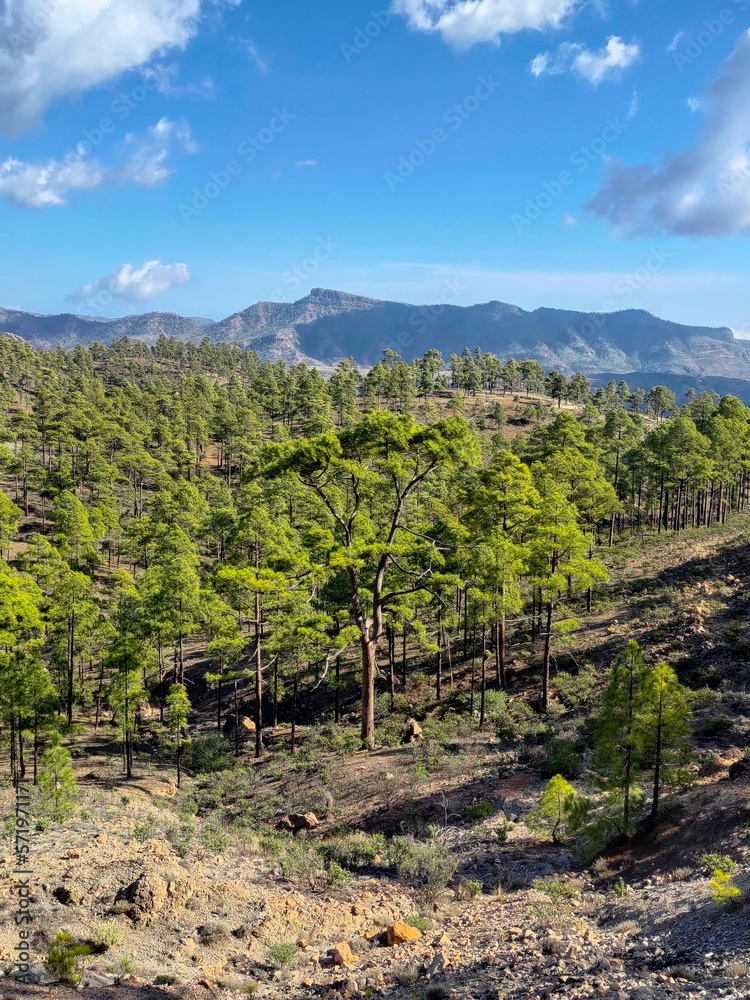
[333,941,358,966]
[386,920,423,945]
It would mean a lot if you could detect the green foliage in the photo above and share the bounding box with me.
[321,831,385,869]
[699,854,737,876]
[533,878,580,902]
[405,914,432,932]
[327,862,353,886]
[184,734,234,773]
[464,880,483,898]
[94,921,124,951]
[45,931,92,983]
[387,836,458,902]
[267,941,299,967]
[527,774,578,844]
[466,801,494,821]
[38,733,77,819]
[710,869,741,903]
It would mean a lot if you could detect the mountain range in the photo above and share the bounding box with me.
[2,288,750,385]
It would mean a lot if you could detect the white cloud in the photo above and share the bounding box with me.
[531,36,641,85]
[391,0,579,50]
[119,117,198,186]
[530,53,552,76]
[296,160,317,167]
[140,64,215,99]
[0,119,196,208]
[562,213,578,226]
[687,96,707,113]
[68,260,191,304]
[627,90,639,119]
[237,37,270,74]
[588,30,750,237]
[0,0,240,135]
[667,31,686,53]
[0,152,103,209]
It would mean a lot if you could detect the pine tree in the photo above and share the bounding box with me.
[527,774,578,843]
[595,640,649,832]
[166,683,191,788]
[638,662,691,820]
[39,733,77,819]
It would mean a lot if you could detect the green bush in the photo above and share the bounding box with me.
[155,975,177,985]
[327,862,353,887]
[46,931,92,983]
[711,869,741,903]
[184,735,234,773]
[699,853,737,875]
[281,844,321,885]
[538,739,582,779]
[405,914,432,932]
[166,822,195,858]
[532,878,580,902]
[202,827,230,853]
[464,880,483,898]
[387,836,457,903]
[133,816,157,843]
[321,831,385,870]
[466,802,494,822]
[94,921,123,951]
[267,941,298,967]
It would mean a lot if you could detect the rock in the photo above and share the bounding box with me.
[386,920,422,945]
[222,715,256,738]
[332,941,358,966]
[119,873,168,925]
[401,718,423,744]
[276,813,319,834]
[729,760,749,781]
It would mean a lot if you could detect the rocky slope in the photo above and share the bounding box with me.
[2,289,749,380]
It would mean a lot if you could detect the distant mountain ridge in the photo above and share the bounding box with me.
[1,288,749,380]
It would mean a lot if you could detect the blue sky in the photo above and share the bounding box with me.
[2,0,750,333]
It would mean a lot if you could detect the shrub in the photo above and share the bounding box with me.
[387,836,457,903]
[466,802,494,822]
[464,880,483,898]
[533,878,580,902]
[133,816,157,843]
[202,827,230,853]
[496,820,514,843]
[198,921,229,945]
[613,877,631,897]
[267,941,298,967]
[538,739,582,779]
[321,831,385,870]
[711,869,741,903]
[405,914,431,932]
[184,735,234,773]
[699,853,737,875]
[155,975,177,985]
[45,931,92,983]
[327,862,353,887]
[281,844,321,886]
[94,921,123,951]
[166,822,195,858]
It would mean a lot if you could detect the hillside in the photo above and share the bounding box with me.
[0,338,748,999]
[2,289,748,381]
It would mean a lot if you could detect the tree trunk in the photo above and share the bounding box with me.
[254,593,263,759]
[542,602,553,712]
[291,658,300,754]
